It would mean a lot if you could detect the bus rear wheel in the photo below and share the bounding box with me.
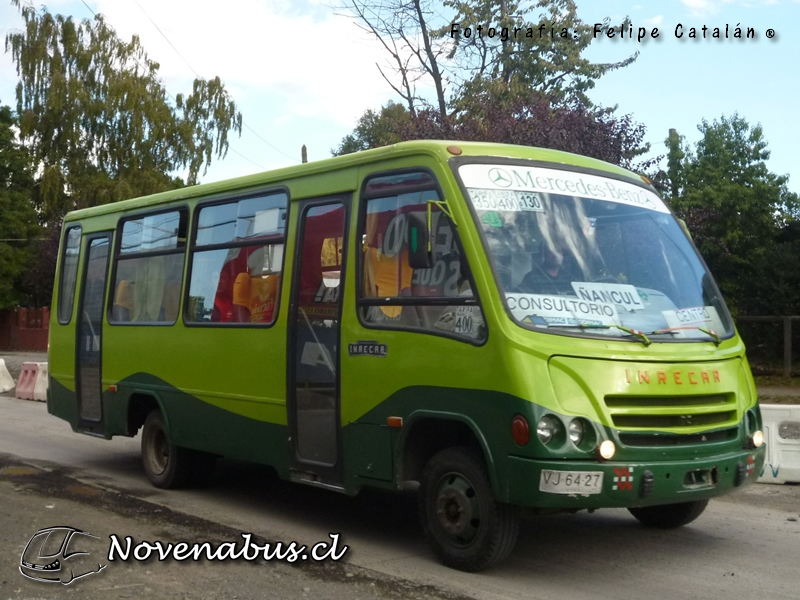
[141,410,199,489]
[628,499,709,529]
[419,447,519,572]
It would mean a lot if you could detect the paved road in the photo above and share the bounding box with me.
[1,393,799,600]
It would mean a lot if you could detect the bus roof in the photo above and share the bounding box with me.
[64,140,643,221]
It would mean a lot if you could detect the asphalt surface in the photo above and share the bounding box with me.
[2,350,800,600]
[0,454,466,600]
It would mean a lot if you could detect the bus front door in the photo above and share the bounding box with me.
[75,234,111,434]
[287,198,349,489]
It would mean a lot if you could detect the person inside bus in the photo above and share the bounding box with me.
[113,279,134,322]
[232,247,279,323]
[516,240,576,295]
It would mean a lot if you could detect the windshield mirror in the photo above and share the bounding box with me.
[458,163,733,342]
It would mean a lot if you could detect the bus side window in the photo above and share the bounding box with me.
[110,210,187,325]
[359,171,485,342]
[187,193,287,325]
[57,226,82,324]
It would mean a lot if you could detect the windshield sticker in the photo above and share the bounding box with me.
[571,282,645,312]
[460,164,669,214]
[481,211,504,227]
[468,188,545,212]
[661,306,724,337]
[506,293,619,327]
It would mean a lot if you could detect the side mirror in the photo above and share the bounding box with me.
[407,212,432,269]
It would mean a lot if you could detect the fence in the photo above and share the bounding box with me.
[737,316,800,377]
[0,308,50,352]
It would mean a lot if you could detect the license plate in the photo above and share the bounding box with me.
[539,470,604,494]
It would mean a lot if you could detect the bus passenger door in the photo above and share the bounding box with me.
[76,234,111,434]
[287,198,349,488]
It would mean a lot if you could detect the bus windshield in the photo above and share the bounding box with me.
[458,163,734,342]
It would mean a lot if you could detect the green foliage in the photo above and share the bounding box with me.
[5,0,242,222]
[0,102,40,309]
[666,114,800,314]
[339,1,644,165]
[442,0,637,105]
[332,101,411,155]
[335,92,654,174]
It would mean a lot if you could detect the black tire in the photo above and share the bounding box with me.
[418,447,519,572]
[628,499,709,529]
[141,410,196,489]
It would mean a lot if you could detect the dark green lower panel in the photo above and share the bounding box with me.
[49,375,766,511]
[506,446,766,509]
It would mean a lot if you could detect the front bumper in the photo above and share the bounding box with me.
[506,445,766,509]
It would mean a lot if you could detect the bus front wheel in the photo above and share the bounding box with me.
[141,410,196,489]
[419,447,519,572]
[628,499,709,529]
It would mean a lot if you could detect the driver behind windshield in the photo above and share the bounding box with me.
[516,241,578,295]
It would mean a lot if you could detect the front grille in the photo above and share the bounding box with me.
[620,427,739,447]
[604,393,739,433]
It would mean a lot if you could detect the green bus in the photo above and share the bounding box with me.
[48,141,766,572]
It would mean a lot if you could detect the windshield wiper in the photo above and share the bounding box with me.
[648,326,721,346]
[577,323,651,346]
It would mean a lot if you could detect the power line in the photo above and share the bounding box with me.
[227,145,266,170]
[80,1,292,167]
[132,0,201,79]
[241,122,300,163]
[128,0,299,164]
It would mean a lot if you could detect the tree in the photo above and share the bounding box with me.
[666,114,799,314]
[335,91,655,174]
[342,0,637,119]
[443,0,637,105]
[0,102,40,309]
[332,101,412,155]
[5,0,242,224]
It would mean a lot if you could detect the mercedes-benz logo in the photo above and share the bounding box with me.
[488,168,512,188]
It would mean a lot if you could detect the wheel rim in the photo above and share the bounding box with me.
[433,472,481,547]
[145,425,169,476]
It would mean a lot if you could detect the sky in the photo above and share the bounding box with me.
[0,0,798,194]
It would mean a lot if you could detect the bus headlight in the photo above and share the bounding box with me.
[568,419,584,445]
[598,440,616,460]
[537,416,557,445]
[751,430,764,448]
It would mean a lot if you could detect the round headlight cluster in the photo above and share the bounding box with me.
[568,419,584,445]
[537,416,558,445]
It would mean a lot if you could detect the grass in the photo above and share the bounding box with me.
[753,375,800,388]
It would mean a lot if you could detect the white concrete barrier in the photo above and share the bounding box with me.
[758,403,800,484]
[0,359,14,393]
[32,362,48,402]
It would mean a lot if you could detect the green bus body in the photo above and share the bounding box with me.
[47,141,765,571]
